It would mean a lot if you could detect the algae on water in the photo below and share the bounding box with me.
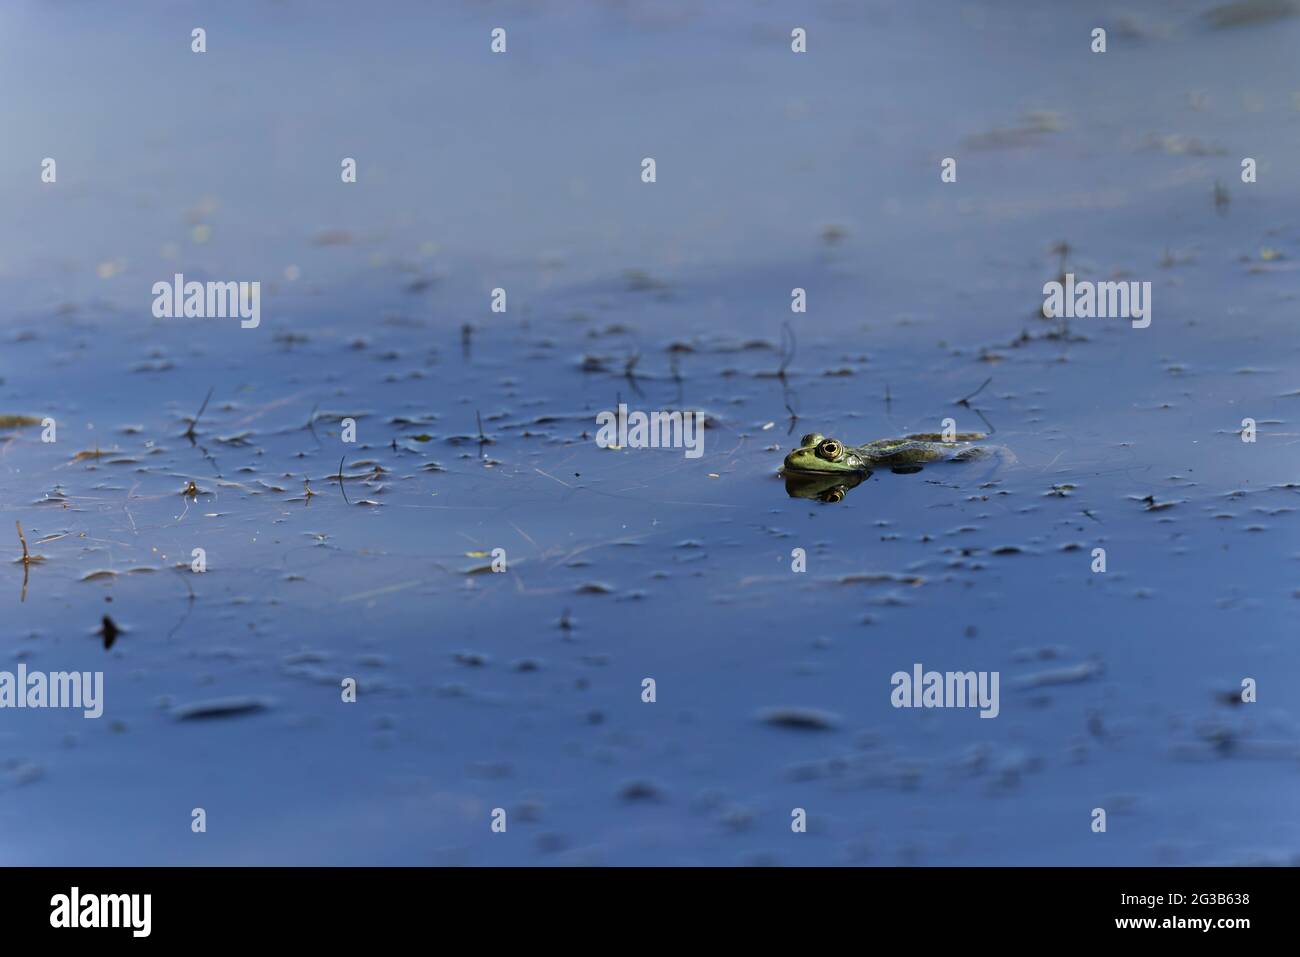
[0,415,42,429]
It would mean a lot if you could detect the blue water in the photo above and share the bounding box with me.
[2,0,1299,865]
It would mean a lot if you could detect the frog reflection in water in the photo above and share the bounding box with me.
[781,431,1006,502]
[783,469,867,503]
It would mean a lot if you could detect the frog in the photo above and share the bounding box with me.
[782,431,997,476]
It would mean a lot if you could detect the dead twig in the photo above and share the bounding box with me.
[335,456,350,504]
[476,410,492,458]
[16,520,30,564]
[777,322,796,380]
[184,386,214,442]
[955,376,992,408]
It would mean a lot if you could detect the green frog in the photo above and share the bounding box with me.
[783,431,996,476]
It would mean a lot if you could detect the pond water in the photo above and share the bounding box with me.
[2,0,1298,865]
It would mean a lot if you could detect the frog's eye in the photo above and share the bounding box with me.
[816,439,843,461]
[800,432,824,448]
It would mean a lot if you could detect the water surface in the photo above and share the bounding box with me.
[2,0,1299,865]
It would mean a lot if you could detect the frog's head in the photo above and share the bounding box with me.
[782,433,867,475]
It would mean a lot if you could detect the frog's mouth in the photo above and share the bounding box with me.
[781,452,816,474]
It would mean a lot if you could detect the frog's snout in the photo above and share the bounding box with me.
[783,448,814,472]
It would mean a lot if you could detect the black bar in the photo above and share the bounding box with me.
[0,866,1285,942]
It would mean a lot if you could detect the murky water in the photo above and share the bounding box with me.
[2,1,1299,865]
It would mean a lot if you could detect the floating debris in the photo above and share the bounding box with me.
[313,229,353,246]
[6,762,44,787]
[1132,494,1180,512]
[0,414,42,429]
[821,224,847,245]
[1012,661,1103,690]
[963,111,1062,150]
[623,269,670,292]
[756,707,840,731]
[97,615,122,651]
[990,545,1027,556]
[619,779,667,803]
[14,521,45,565]
[838,572,925,586]
[1205,0,1300,30]
[171,697,273,721]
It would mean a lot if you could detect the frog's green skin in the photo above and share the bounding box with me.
[782,431,992,475]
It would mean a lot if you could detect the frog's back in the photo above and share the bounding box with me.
[856,438,958,466]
